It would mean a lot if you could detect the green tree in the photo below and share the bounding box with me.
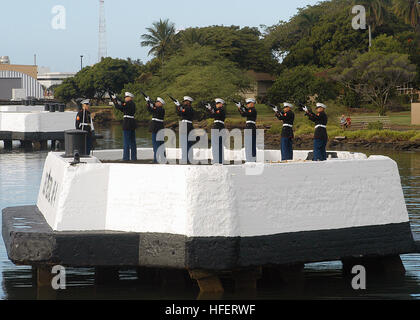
[174,26,277,72]
[266,65,338,105]
[91,57,139,99]
[355,0,391,31]
[266,1,368,69]
[140,19,176,64]
[393,0,420,51]
[54,78,79,103]
[54,58,139,103]
[74,66,96,99]
[393,0,420,30]
[332,51,416,115]
[179,28,208,47]
[354,0,391,50]
[122,45,251,122]
[371,34,407,53]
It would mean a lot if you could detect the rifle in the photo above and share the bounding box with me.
[169,95,181,109]
[233,99,247,113]
[298,102,310,113]
[140,90,155,105]
[168,95,178,103]
[267,103,279,113]
[108,91,120,105]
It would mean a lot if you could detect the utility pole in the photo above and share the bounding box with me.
[80,55,84,70]
[98,0,107,62]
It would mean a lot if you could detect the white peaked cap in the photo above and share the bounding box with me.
[245,98,256,104]
[316,103,327,109]
[183,96,194,102]
[215,98,225,104]
[156,97,166,105]
[283,102,294,108]
[125,92,135,98]
[81,99,90,105]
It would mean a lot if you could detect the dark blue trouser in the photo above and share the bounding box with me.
[180,129,194,164]
[245,127,257,162]
[123,130,137,161]
[313,139,327,161]
[152,132,166,163]
[86,133,92,155]
[212,134,224,164]
[281,137,293,161]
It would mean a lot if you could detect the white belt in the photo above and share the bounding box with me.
[152,118,164,122]
[182,120,192,124]
[124,115,135,119]
[315,125,327,129]
[80,123,91,126]
[214,120,225,124]
[283,124,293,128]
[246,121,256,124]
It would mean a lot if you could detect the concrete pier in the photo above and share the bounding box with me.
[2,204,417,293]
[0,108,76,151]
[2,148,418,294]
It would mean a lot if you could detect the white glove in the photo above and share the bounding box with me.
[174,100,181,107]
[302,106,308,113]
[111,94,117,100]
[235,102,241,108]
[273,107,278,113]
[205,103,212,110]
[145,96,151,102]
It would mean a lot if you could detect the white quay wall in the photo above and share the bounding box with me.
[36,150,409,237]
[0,106,46,112]
[0,111,76,132]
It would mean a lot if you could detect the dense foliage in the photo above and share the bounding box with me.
[54,0,420,116]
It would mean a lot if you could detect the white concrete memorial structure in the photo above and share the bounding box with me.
[0,107,76,149]
[2,148,418,292]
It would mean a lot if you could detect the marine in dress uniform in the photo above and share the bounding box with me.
[173,96,195,164]
[111,92,137,161]
[273,102,295,161]
[237,98,257,162]
[304,102,328,161]
[75,99,94,155]
[145,96,166,163]
[205,98,226,164]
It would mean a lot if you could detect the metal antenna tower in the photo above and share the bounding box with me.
[98,0,107,62]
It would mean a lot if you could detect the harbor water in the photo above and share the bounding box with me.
[1,124,420,299]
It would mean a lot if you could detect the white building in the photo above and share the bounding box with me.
[37,67,76,89]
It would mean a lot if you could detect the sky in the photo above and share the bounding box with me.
[1,0,321,73]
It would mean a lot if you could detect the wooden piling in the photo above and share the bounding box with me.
[188,269,224,294]
[19,140,33,150]
[3,140,12,150]
[36,265,53,287]
[51,140,56,150]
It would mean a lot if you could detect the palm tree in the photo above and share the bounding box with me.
[297,12,319,36]
[393,0,420,37]
[140,19,176,64]
[354,0,391,49]
[180,28,208,47]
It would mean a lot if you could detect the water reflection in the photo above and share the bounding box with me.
[1,125,420,299]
